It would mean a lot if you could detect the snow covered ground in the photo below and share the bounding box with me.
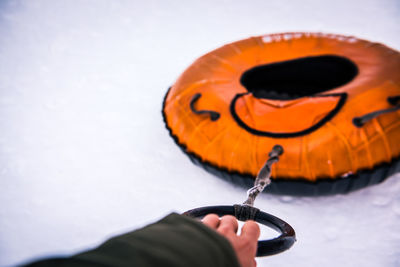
[0,0,399,266]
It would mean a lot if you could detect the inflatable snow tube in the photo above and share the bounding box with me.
[162,32,400,196]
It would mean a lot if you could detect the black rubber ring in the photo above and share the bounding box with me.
[183,205,296,257]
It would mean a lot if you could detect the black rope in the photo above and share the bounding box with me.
[353,95,400,127]
[189,93,220,121]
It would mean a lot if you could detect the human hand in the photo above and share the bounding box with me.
[202,214,260,267]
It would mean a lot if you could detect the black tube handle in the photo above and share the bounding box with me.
[190,93,220,121]
[353,95,400,127]
[183,205,296,257]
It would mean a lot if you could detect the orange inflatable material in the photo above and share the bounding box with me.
[162,32,400,196]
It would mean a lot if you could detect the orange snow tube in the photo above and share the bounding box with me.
[162,32,400,196]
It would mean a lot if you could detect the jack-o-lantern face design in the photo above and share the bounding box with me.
[162,32,400,196]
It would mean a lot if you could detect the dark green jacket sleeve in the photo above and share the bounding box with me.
[23,213,240,267]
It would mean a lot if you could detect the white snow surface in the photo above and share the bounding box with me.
[0,0,399,266]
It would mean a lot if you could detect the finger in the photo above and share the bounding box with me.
[217,215,239,235]
[240,220,260,241]
[202,214,220,229]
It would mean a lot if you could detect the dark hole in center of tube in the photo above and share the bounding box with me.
[240,55,358,100]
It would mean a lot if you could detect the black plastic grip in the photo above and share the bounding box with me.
[183,205,296,257]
